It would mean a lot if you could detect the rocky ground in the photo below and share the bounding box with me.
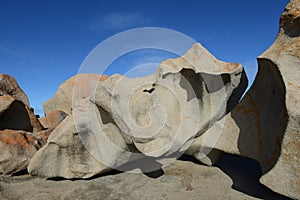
[0,154,293,200]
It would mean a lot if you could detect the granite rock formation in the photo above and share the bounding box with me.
[28,43,248,178]
[0,76,47,175]
[189,0,300,198]
[1,2,299,199]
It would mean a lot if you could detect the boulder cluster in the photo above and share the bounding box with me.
[0,1,299,199]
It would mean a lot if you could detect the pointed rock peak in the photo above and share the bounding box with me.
[158,43,242,76]
[0,74,30,107]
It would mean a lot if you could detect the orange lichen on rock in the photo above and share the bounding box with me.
[39,110,68,129]
[0,130,40,149]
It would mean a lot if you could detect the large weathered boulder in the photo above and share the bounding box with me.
[43,74,109,115]
[0,74,30,107]
[38,110,68,129]
[92,43,247,161]
[0,130,41,174]
[0,96,43,133]
[29,43,248,179]
[189,1,300,198]
[258,1,300,198]
[28,115,112,179]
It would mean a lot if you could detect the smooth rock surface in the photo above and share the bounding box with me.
[92,43,248,160]
[2,160,261,200]
[28,115,110,179]
[258,1,300,198]
[43,74,109,115]
[30,43,248,179]
[0,74,30,107]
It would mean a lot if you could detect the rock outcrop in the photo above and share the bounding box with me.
[91,43,247,160]
[29,43,248,178]
[43,74,109,115]
[38,110,68,129]
[190,0,300,198]
[0,75,46,175]
[0,130,41,174]
[256,1,300,198]
[0,96,43,133]
[28,116,110,179]
[1,2,299,199]
[0,96,33,132]
[0,74,30,107]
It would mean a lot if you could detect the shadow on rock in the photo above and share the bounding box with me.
[215,153,294,200]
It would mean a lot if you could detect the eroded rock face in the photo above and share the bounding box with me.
[1,3,297,200]
[280,0,300,37]
[25,106,44,134]
[92,43,247,161]
[0,130,41,174]
[193,1,300,198]
[39,110,68,129]
[0,74,43,134]
[0,96,31,131]
[0,96,42,133]
[0,76,46,175]
[0,74,30,107]
[30,43,247,179]
[28,116,111,179]
[43,74,109,115]
[258,1,300,198]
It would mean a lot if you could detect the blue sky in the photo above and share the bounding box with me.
[0,0,289,115]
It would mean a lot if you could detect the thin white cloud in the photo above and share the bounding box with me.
[90,12,153,33]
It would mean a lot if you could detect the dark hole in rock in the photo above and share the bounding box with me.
[143,88,155,94]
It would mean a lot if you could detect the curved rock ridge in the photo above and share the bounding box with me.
[43,74,109,115]
[91,43,247,158]
[193,0,299,198]
[28,42,248,178]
